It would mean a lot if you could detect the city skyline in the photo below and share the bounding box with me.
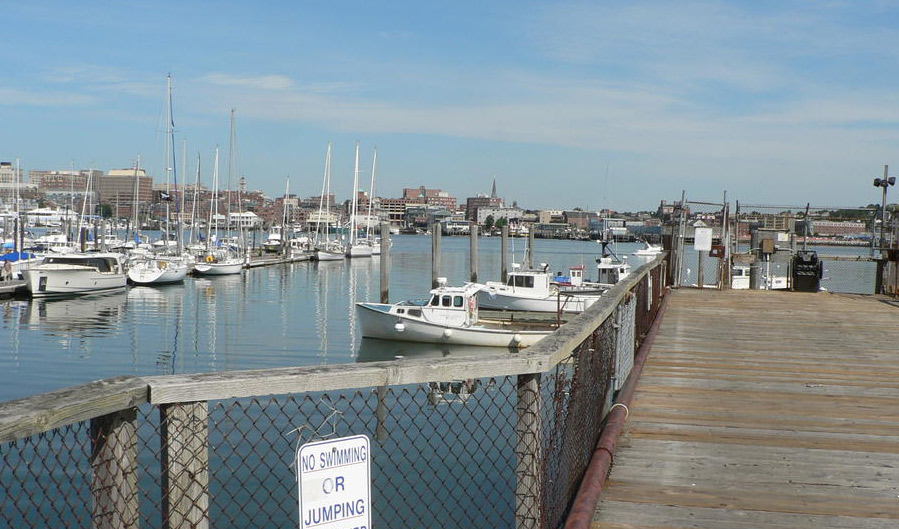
[3,2,899,211]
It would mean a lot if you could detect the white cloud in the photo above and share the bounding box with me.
[199,73,296,91]
[0,87,95,106]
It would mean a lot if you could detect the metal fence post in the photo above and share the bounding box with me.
[90,408,139,529]
[161,402,210,529]
[515,373,542,529]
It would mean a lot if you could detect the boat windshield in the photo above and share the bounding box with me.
[508,275,534,288]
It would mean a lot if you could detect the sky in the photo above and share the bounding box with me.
[2,1,899,212]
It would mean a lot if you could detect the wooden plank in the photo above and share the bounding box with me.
[593,289,899,528]
[0,376,148,443]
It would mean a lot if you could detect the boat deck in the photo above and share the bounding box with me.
[594,289,899,528]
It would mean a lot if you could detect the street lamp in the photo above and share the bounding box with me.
[874,164,896,251]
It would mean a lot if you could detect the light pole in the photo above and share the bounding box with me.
[874,164,896,252]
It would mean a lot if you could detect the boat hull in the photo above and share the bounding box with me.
[345,244,373,258]
[192,260,243,276]
[355,302,551,348]
[314,249,345,261]
[476,290,598,313]
[127,259,189,285]
[23,268,127,297]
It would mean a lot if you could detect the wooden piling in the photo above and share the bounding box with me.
[431,222,442,289]
[380,222,390,303]
[527,229,535,269]
[160,402,210,529]
[91,409,139,529]
[501,224,509,283]
[469,222,479,283]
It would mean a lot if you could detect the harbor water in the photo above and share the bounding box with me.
[0,236,650,403]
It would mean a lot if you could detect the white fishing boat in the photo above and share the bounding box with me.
[596,255,631,287]
[23,252,127,297]
[476,265,602,313]
[355,279,555,348]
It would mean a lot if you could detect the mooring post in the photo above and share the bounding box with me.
[90,409,139,529]
[380,222,390,303]
[469,221,479,282]
[527,229,535,269]
[515,373,542,529]
[160,402,210,529]
[431,221,442,289]
[501,224,509,283]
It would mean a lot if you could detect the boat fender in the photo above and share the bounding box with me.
[442,328,453,339]
[206,255,215,263]
[394,322,406,333]
[511,333,522,346]
[488,287,497,299]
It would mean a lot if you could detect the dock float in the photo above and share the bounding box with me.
[593,289,899,528]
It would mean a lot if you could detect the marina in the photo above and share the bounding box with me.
[0,235,643,403]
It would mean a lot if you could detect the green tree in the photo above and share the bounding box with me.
[495,217,508,229]
[99,204,113,218]
[484,215,495,231]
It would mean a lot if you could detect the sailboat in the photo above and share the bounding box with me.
[365,147,382,255]
[312,143,345,261]
[128,75,189,285]
[192,146,244,275]
[345,141,372,258]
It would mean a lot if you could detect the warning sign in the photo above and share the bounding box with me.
[297,435,371,529]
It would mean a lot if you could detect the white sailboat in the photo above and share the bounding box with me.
[313,143,345,261]
[128,75,189,285]
[345,142,372,258]
[192,146,244,276]
[365,147,382,255]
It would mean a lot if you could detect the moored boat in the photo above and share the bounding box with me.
[476,265,602,313]
[355,279,555,348]
[127,256,189,285]
[23,252,127,297]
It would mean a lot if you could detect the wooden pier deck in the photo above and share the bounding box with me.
[594,289,899,528]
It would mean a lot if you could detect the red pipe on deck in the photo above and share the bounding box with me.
[563,288,672,529]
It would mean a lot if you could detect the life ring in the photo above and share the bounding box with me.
[206,255,215,263]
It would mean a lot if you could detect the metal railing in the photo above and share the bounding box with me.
[0,255,668,529]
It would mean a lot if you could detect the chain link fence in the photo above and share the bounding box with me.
[1,259,666,529]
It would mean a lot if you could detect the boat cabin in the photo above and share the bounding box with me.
[596,256,631,286]
[41,254,124,274]
[391,280,481,327]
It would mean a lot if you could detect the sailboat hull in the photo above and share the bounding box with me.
[127,258,189,285]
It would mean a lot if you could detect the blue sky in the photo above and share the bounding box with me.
[3,1,899,211]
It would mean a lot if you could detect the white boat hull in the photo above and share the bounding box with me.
[24,267,127,297]
[192,260,243,276]
[477,290,598,313]
[356,302,551,348]
[127,259,189,285]
[314,249,345,261]
[345,244,373,258]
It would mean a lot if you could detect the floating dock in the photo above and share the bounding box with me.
[594,289,899,527]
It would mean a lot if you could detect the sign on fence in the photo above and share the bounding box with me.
[694,227,713,252]
[298,435,371,529]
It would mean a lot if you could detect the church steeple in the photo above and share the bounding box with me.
[491,176,497,199]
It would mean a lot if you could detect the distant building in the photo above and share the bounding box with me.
[402,186,457,210]
[97,168,153,219]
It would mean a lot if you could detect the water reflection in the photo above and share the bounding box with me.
[19,291,127,337]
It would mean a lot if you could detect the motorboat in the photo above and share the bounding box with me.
[476,264,602,313]
[596,255,631,288]
[23,252,127,297]
[632,240,664,258]
[355,279,555,348]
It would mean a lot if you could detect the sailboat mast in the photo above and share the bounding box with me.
[207,147,219,252]
[366,146,377,239]
[189,152,200,247]
[350,141,360,245]
[132,155,141,244]
[164,74,174,253]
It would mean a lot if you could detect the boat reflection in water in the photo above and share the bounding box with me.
[19,291,127,337]
[356,338,503,405]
